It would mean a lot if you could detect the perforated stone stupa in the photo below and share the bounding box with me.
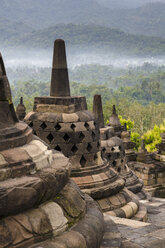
[93,97,146,201]
[25,39,146,220]
[0,53,105,248]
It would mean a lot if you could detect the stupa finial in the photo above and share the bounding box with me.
[50,39,70,97]
[93,94,104,128]
[20,96,23,104]
[113,105,116,115]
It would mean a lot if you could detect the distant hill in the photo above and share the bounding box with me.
[10,24,165,56]
[0,0,109,29]
[108,2,165,37]
[96,0,165,9]
[1,0,165,38]
[0,0,165,42]
[0,17,32,44]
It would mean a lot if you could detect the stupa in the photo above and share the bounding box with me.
[121,123,137,162]
[109,105,124,137]
[16,96,26,120]
[93,97,146,200]
[129,138,165,197]
[25,39,143,220]
[0,53,104,248]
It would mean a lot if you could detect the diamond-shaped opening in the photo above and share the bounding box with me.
[112,161,116,167]
[79,132,85,142]
[107,154,111,159]
[92,131,95,140]
[63,133,70,142]
[29,122,33,128]
[84,122,90,130]
[121,159,124,163]
[111,147,115,152]
[71,145,78,154]
[55,123,61,131]
[55,145,61,151]
[47,133,54,143]
[80,155,86,167]
[117,167,121,173]
[40,122,47,130]
[94,153,98,161]
[71,123,76,131]
[33,131,37,136]
[87,143,92,152]
[102,147,106,153]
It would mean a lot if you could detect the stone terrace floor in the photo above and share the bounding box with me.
[102,197,165,248]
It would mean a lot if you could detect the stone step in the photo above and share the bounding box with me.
[132,203,148,222]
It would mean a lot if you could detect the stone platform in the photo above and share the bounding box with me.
[103,197,165,248]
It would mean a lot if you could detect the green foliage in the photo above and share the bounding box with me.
[118,115,134,130]
[142,124,163,152]
[10,65,165,155]
[130,132,141,151]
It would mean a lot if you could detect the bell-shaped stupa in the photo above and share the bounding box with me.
[93,96,147,204]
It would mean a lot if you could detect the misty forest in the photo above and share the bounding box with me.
[2,0,165,151]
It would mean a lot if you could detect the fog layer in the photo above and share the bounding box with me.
[3,49,165,70]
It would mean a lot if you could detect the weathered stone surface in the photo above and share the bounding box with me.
[51,231,87,248]
[26,208,52,235]
[72,194,104,248]
[40,202,68,236]
[54,180,86,219]
[0,220,12,247]
[5,217,33,245]
[50,39,70,97]
[93,95,104,129]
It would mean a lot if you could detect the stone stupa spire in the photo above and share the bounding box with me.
[16,96,26,120]
[50,39,70,97]
[93,94,105,129]
[109,105,121,127]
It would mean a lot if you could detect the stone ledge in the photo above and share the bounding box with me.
[83,178,125,199]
